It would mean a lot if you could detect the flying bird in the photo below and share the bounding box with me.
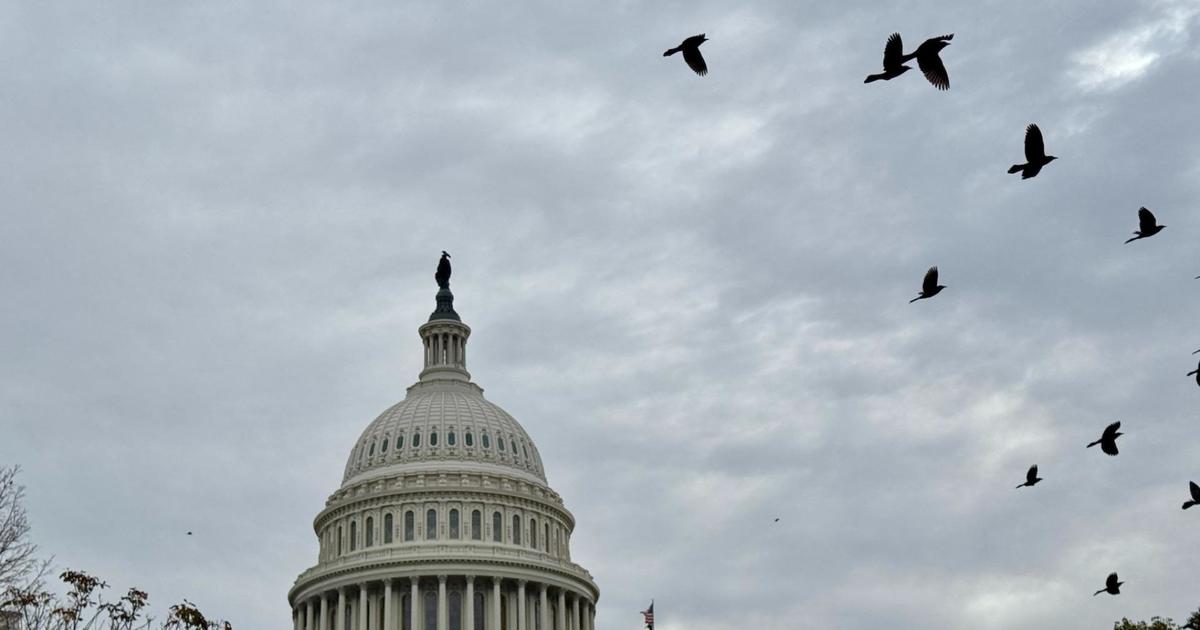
[1188,361,1200,387]
[1007,124,1057,179]
[774,518,780,522]
[1124,207,1165,244]
[1086,421,1123,456]
[186,531,193,536]
[865,33,912,83]
[900,33,953,90]
[664,34,709,76]
[909,266,946,303]
[1183,481,1200,510]
[1093,572,1123,596]
[1015,464,1043,489]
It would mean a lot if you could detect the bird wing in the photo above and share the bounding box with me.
[918,52,949,90]
[682,34,706,48]
[1027,465,1038,483]
[1106,573,1119,589]
[1024,124,1045,162]
[922,266,939,293]
[883,32,904,68]
[1190,481,1200,501]
[682,48,708,76]
[1102,421,1121,439]
[1137,207,1156,232]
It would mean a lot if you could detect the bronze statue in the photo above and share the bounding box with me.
[435,251,452,289]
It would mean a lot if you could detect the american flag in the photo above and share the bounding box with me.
[641,601,654,629]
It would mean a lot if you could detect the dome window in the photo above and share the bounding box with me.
[465,432,474,447]
[497,437,505,452]
[510,438,517,454]
[396,434,404,450]
[426,509,438,540]
[512,514,521,545]
[492,512,502,542]
[447,432,456,446]
[471,510,482,540]
[350,521,358,552]
[530,517,538,548]
[381,436,389,453]
[430,432,439,446]
[384,513,394,544]
[404,511,415,541]
[337,525,343,555]
[365,516,375,547]
[368,441,376,457]
[449,509,460,539]
[522,445,529,459]
[482,433,491,449]
[413,433,421,448]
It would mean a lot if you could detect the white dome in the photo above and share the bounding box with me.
[342,381,547,485]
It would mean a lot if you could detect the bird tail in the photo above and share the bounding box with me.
[1184,500,1197,510]
[1016,483,1025,489]
[663,47,679,57]
[1188,370,1198,376]
[864,73,883,83]
[1124,235,1140,244]
[1086,440,1099,448]
[1007,164,1023,174]
[909,295,924,303]
[1093,589,1104,596]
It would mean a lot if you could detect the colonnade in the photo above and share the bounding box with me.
[293,576,595,630]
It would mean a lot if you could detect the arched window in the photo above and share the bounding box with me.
[522,445,529,459]
[384,513,394,544]
[482,433,491,449]
[498,437,506,452]
[337,525,343,555]
[492,512,502,542]
[449,591,463,630]
[471,510,482,540]
[404,511,415,541]
[465,432,474,447]
[397,434,405,450]
[530,517,538,549]
[413,432,422,448]
[369,441,376,457]
[424,592,438,630]
[473,593,486,630]
[448,432,456,446]
[510,438,517,454]
[544,523,549,551]
[426,509,438,540]
[430,431,439,446]
[349,521,358,551]
[512,514,521,545]
[366,516,375,547]
[382,436,389,453]
[450,509,460,539]
[402,594,412,630]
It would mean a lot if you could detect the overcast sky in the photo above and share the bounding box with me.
[3,1,1200,628]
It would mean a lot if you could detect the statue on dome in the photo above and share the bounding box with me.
[435,251,452,289]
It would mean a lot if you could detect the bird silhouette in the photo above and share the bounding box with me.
[1124,207,1165,243]
[664,34,708,76]
[187,531,193,536]
[909,266,946,303]
[1087,421,1123,456]
[865,33,912,83]
[1093,572,1123,596]
[1015,464,1043,488]
[900,33,953,90]
[774,518,780,522]
[1188,361,1200,387]
[1007,124,1057,179]
[1183,481,1200,510]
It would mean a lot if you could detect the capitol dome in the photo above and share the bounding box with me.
[289,275,598,630]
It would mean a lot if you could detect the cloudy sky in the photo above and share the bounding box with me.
[3,0,1200,628]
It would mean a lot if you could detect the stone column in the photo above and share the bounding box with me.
[385,580,395,630]
[410,578,420,630]
[294,606,301,630]
[307,600,315,630]
[516,581,527,630]
[320,594,330,630]
[359,586,369,630]
[538,585,548,630]
[556,591,565,630]
[571,597,580,630]
[587,603,594,630]
[337,589,348,630]
[465,576,475,630]
[437,575,448,630]
[492,579,502,630]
